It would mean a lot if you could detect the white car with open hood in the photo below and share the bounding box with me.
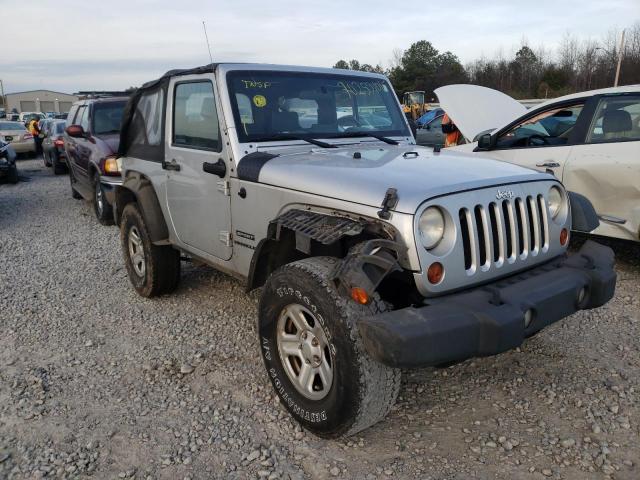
[438,84,640,242]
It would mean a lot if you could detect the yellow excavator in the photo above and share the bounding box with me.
[402,91,428,122]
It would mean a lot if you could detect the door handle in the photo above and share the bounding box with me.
[162,159,181,171]
[202,159,226,177]
[536,161,560,168]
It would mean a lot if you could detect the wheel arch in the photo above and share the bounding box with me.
[246,209,407,297]
[115,171,170,244]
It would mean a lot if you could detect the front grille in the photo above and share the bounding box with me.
[459,195,549,275]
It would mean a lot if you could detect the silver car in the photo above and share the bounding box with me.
[0,121,36,155]
[112,63,616,438]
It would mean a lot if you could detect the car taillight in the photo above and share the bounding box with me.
[54,139,64,147]
[23,133,33,140]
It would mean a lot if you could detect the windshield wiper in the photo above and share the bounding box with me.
[251,134,337,149]
[328,131,399,145]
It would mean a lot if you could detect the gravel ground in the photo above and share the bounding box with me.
[1,159,638,480]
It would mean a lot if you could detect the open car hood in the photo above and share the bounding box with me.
[435,85,527,141]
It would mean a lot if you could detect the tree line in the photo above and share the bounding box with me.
[334,23,640,100]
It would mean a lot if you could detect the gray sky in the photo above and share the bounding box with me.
[1,0,638,94]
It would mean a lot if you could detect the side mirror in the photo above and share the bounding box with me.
[476,133,493,151]
[66,125,85,138]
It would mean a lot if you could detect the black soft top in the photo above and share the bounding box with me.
[118,63,220,159]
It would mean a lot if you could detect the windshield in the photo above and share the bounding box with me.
[226,70,409,143]
[92,101,126,135]
[0,122,26,131]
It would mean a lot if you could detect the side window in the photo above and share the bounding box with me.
[78,106,90,132]
[68,105,79,124]
[173,81,220,151]
[133,90,164,146]
[496,103,584,149]
[429,115,443,130]
[587,95,640,143]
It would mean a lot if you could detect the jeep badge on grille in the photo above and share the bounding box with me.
[496,189,515,200]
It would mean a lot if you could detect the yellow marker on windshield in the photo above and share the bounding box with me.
[253,95,267,108]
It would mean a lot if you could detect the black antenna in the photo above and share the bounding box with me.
[202,21,213,65]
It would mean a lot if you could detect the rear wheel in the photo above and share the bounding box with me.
[51,152,66,175]
[69,168,82,199]
[93,172,114,225]
[120,203,181,297]
[259,256,401,438]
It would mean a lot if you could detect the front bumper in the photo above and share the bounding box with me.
[100,175,122,206]
[358,240,616,368]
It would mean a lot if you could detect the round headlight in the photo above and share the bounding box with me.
[548,186,563,219]
[419,207,445,250]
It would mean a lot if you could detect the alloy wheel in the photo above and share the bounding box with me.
[128,226,146,278]
[276,303,334,401]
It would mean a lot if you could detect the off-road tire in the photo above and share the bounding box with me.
[7,165,19,184]
[69,169,82,199]
[93,172,114,226]
[259,256,401,438]
[120,203,180,298]
[51,152,66,175]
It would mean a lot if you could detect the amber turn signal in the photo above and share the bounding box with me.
[560,228,569,246]
[427,262,444,284]
[103,155,121,174]
[351,287,370,305]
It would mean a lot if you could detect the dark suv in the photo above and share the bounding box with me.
[64,97,128,225]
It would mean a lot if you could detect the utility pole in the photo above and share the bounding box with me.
[614,29,625,87]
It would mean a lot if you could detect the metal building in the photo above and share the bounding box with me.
[3,89,79,114]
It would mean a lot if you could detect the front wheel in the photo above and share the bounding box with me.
[120,203,181,297]
[259,257,401,438]
[93,172,114,225]
[6,165,19,184]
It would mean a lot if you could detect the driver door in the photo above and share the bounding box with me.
[475,102,586,179]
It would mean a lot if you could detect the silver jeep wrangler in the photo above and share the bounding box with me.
[112,63,616,438]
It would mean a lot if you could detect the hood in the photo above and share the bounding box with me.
[252,144,548,214]
[435,85,526,141]
[96,133,119,154]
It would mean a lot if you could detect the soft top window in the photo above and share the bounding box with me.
[120,87,166,161]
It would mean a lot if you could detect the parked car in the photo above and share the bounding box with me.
[0,109,5,119]
[5,113,19,121]
[0,140,18,183]
[113,63,615,438]
[44,112,57,118]
[63,97,127,225]
[54,112,68,120]
[42,119,67,174]
[416,107,444,127]
[439,84,640,242]
[0,121,36,157]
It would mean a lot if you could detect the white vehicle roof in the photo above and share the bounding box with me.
[436,84,640,140]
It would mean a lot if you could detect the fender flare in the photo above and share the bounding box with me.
[569,191,600,233]
[115,171,170,244]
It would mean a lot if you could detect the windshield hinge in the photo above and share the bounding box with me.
[217,180,230,196]
[219,231,232,247]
